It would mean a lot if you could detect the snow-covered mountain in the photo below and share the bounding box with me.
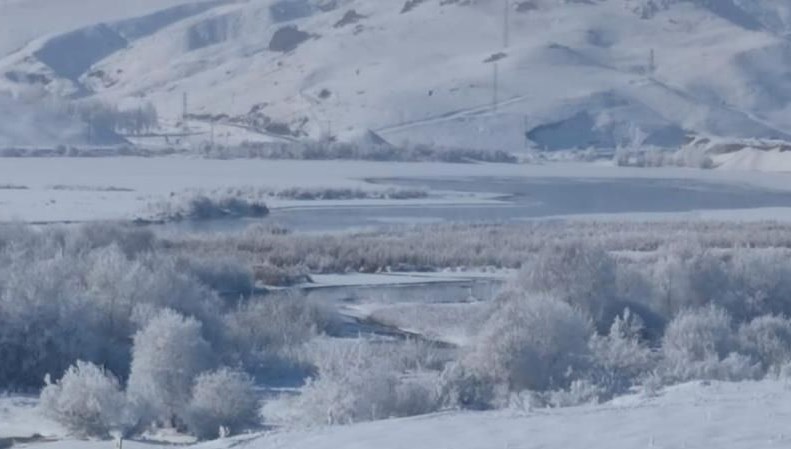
[2,0,791,150]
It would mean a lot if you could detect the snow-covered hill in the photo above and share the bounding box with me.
[3,0,791,150]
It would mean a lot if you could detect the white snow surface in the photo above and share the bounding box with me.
[714,148,791,173]
[10,380,791,449]
[2,0,791,149]
[0,395,64,440]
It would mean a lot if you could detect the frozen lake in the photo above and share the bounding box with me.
[162,176,791,233]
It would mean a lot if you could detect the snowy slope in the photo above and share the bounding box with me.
[14,380,791,449]
[3,0,791,150]
[242,380,791,449]
[0,0,216,57]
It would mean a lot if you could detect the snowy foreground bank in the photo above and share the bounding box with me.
[8,380,789,449]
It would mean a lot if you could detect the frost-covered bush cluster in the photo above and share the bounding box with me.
[207,140,519,164]
[176,220,791,276]
[465,293,594,392]
[259,227,791,424]
[40,361,133,438]
[222,294,339,380]
[10,220,791,437]
[0,223,334,439]
[264,339,446,427]
[264,186,429,201]
[0,145,178,158]
[441,238,791,411]
[147,185,428,222]
[614,146,714,169]
[184,368,260,439]
[148,194,269,222]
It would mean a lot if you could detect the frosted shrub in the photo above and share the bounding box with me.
[393,373,443,417]
[466,293,594,392]
[127,310,213,427]
[223,296,338,367]
[0,227,225,388]
[179,256,254,295]
[253,262,312,286]
[153,195,269,221]
[266,339,442,427]
[547,379,606,408]
[661,306,759,381]
[515,242,617,331]
[271,340,398,427]
[438,362,501,410]
[83,249,224,377]
[227,140,518,163]
[589,309,656,393]
[86,248,224,336]
[738,315,791,372]
[725,250,791,319]
[663,306,734,363]
[650,244,728,317]
[184,368,259,439]
[614,264,653,309]
[40,361,132,438]
[69,223,155,258]
[0,255,102,388]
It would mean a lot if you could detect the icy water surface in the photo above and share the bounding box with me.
[158,176,791,233]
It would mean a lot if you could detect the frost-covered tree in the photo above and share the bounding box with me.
[663,306,734,363]
[40,361,132,438]
[127,309,213,427]
[437,362,500,411]
[589,308,655,394]
[724,250,791,319]
[0,254,102,388]
[514,241,617,331]
[466,293,594,392]
[662,306,759,381]
[184,368,259,439]
[650,242,729,317]
[738,315,791,372]
[265,339,442,427]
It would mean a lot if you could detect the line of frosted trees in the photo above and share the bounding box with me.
[64,100,159,137]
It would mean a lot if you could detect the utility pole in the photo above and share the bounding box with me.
[209,118,214,150]
[503,0,510,49]
[649,48,656,75]
[182,92,188,132]
[493,62,499,112]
